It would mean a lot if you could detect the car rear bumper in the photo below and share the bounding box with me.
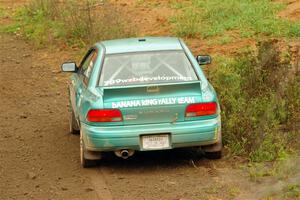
[81,116,221,152]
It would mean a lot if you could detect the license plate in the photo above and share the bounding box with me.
[141,134,170,150]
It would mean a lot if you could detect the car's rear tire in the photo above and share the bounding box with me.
[204,151,222,159]
[69,107,79,134]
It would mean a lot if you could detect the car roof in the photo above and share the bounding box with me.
[97,37,183,54]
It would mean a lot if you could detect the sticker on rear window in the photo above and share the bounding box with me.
[111,97,195,108]
[104,76,194,86]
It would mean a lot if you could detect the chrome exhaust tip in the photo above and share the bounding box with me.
[114,149,134,159]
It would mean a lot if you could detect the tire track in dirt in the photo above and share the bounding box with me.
[86,169,113,200]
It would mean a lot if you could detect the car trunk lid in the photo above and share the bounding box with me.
[101,82,202,125]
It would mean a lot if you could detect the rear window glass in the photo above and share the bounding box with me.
[99,51,198,86]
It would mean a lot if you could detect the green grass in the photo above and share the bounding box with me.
[1,23,20,34]
[171,0,300,39]
[283,184,300,198]
[0,6,6,17]
[247,162,274,182]
[0,6,17,33]
[206,35,234,46]
[169,0,185,9]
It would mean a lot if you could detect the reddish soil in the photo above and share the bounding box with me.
[279,0,300,21]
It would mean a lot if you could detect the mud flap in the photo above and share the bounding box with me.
[80,130,102,160]
[84,149,102,160]
[201,127,222,153]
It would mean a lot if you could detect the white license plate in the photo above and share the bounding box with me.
[141,134,170,150]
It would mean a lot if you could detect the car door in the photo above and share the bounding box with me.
[70,48,98,118]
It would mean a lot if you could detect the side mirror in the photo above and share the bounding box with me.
[196,55,212,65]
[61,62,77,72]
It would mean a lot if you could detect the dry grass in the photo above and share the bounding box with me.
[6,0,136,47]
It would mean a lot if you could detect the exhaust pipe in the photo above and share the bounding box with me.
[121,150,129,158]
[114,149,135,159]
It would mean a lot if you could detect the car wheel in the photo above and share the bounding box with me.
[80,130,99,168]
[69,107,79,134]
[204,151,222,159]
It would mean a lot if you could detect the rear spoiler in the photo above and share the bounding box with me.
[102,81,201,100]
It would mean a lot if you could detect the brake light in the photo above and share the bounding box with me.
[87,109,123,122]
[185,102,217,117]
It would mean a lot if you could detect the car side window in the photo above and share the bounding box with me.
[80,49,98,86]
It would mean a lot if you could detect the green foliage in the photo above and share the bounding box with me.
[170,7,200,38]
[0,6,19,33]
[209,41,300,161]
[286,76,300,129]
[289,23,300,37]
[8,0,135,47]
[283,184,300,198]
[170,7,200,37]
[0,6,6,17]
[169,0,184,9]
[249,133,287,162]
[247,155,300,182]
[15,7,53,45]
[247,162,274,182]
[171,0,300,38]
[1,23,21,34]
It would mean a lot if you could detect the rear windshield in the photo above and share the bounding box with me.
[99,51,198,86]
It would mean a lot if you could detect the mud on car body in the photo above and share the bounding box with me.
[61,37,222,167]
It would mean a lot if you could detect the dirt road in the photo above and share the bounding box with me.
[0,33,101,199]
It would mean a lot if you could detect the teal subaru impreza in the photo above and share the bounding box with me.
[61,37,222,167]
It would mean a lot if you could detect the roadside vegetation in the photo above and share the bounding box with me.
[170,0,300,39]
[0,6,6,17]
[209,41,300,162]
[2,0,299,163]
[2,0,135,47]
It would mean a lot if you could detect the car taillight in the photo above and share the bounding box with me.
[87,109,123,122]
[185,102,217,117]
